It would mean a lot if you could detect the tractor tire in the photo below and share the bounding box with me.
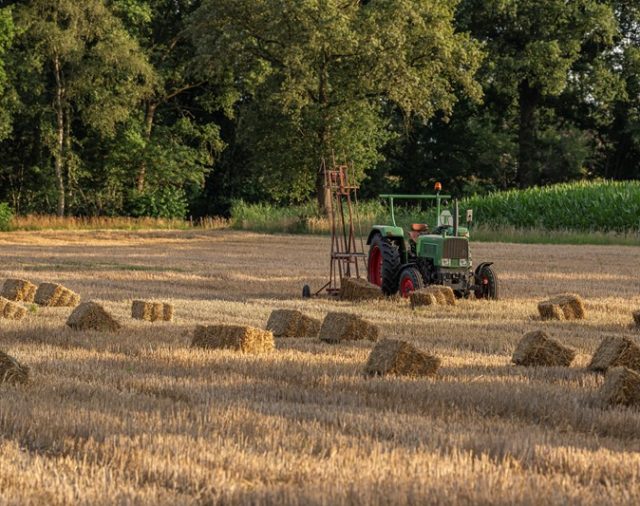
[368,234,401,296]
[474,264,499,300]
[398,266,424,298]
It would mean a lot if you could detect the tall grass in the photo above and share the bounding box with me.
[8,214,229,231]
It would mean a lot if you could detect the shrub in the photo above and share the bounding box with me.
[127,187,188,219]
[0,202,13,231]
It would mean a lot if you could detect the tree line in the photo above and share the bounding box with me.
[0,1,638,218]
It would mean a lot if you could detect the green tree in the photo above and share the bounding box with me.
[12,0,153,216]
[190,0,483,208]
[458,0,618,187]
[0,6,14,142]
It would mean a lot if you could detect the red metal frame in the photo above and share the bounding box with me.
[315,158,367,296]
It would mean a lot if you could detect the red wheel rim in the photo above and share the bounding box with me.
[368,245,382,286]
[400,276,415,298]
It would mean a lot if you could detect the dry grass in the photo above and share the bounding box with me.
[0,230,639,504]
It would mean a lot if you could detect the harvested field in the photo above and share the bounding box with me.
[0,229,639,504]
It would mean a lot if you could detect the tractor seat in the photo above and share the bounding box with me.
[409,223,429,242]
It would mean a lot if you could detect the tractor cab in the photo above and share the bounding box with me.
[366,184,498,299]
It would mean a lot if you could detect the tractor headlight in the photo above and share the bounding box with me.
[459,259,468,267]
[442,258,451,267]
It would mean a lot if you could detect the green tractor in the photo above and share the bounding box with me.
[366,187,498,299]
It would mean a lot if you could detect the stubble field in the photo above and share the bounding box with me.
[0,230,639,505]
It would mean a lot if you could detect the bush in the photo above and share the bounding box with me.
[0,202,13,231]
[127,187,188,219]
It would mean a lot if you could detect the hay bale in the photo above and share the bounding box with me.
[266,309,321,338]
[1,278,37,303]
[191,325,274,353]
[0,351,29,385]
[633,310,640,328]
[365,339,440,377]
[588,336,640,372]
[319,312,379,343]
[339,278,383,301]
[66,301,121,332]
[131,300,174,322]
[600,367,640,407]
[0,297,27,321]
[410,286,455,308]
[35,282,80,307]
[537,293,585,320]
[512,330,576,367]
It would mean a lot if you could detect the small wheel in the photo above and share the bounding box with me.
[368,234,401,296]
[302,285,311,298]
[474,265,498,300]
[398,266,424,298]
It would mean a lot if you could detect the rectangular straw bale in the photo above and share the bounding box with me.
[35,283,80,307]
[339,278,382,301]
[191,325,274,353]
[600,367,640,407]
[633,311,640,328]
[588,336,640,373]
[512,330,576,367]
[319,312,379,343]
[0,297,27,321]
[266,309,321,338]
[67,301,121,332]
[1,279,37,303]
[365,339,440,377]
[131,300,173,322]
[410,286,454,308]
[0,351,29,385]
[538,293,585,320]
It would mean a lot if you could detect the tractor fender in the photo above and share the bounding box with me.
[366,226,405,245]
[474,262,494,279]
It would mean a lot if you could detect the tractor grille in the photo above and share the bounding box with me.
[444,238,468,260]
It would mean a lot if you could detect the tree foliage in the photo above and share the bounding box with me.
[0,0,638,218]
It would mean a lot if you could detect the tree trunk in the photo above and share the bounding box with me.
[53,54,66,217]
[316,55,332,212]
[517,80,541,188]
[136,102,157,192]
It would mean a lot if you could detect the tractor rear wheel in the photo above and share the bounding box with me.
[474,264,499,300]
[398,266,424,298]
[368,234,401,295]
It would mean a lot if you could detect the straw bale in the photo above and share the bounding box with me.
[600,367,640,407]
[1,279,37,303]
[537,293,585,320]
[365,339,440,377]
[66,301,121,332]
[132,300,174,322]
[35,283,80,307]
[191,325,274,353]
[512,330,576,367]
[339,278,383,301]
[319,312,379,343]
[266,309,321,338]
[633,311,640,328]
[0,351,29,385]
[0,297,27,321]
[410,286,455,308]
[588,336,640,373]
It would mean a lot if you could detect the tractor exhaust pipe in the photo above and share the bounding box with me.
[454,199,459,236]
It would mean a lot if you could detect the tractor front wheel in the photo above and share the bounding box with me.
[474,264,499,300]
[398,266,424,298]
[368,234,401,295]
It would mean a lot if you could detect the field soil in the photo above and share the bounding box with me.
[0,230,639,505]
